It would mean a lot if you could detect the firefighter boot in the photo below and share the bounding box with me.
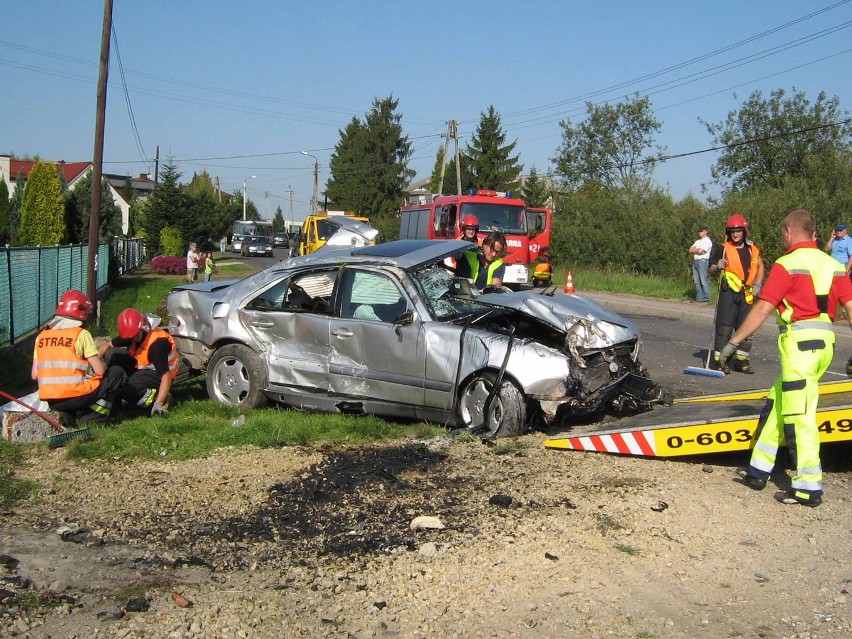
[729,357,754,374]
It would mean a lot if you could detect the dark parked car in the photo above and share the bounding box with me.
[272,232,290,248]
[167,240,666,438]
[240,235,274,257]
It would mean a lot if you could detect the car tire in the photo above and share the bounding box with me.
[206,344,268,410]
[458,371,527,438]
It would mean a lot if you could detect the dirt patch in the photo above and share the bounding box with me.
[3,438,852,638]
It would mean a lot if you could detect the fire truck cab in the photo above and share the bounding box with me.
[400,190,551,287]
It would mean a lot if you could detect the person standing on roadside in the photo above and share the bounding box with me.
[220,236,227,255]
[708,214,765,373]
[186,242,200,283]
[723,209,852,507]
[688,226,713,302]
[825,222,852,276]
[32,290,126,427]
[204,251,216,282]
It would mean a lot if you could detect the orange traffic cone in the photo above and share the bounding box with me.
[564,271,575,294]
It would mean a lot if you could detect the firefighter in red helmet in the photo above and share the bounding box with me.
[455,214,484,281]
[99,308,180,417]
[708,213,765,373]
[459,214,480,243]
[31,290,127,427]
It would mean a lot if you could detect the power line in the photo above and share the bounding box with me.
[110,25,149,166]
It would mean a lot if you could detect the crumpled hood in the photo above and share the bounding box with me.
[475,291,640,344]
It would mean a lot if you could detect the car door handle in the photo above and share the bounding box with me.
[331,328,353,338]
[250,320,275,328]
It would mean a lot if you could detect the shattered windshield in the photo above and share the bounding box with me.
[413,263,486,320]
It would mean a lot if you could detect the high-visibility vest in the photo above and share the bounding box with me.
[723,241,761,302]
[483,258,505,286]
[775,246,839,328]
[35,327,102,400]
[533,261,552,281]
[131,328,180,380]
[460,250,481,282]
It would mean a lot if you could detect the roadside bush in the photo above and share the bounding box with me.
[551,187,713,281]
[160,226,184,257]
[149,255,186,274]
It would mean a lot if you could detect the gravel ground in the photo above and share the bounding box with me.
[3,433,852,639]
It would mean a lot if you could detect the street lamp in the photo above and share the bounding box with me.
[300,151,319,214]
[242,175,256,220]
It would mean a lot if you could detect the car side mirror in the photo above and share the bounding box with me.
[393,310,414,335]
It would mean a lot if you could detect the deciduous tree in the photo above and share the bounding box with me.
[702,88,852,193]
[18,161,65,246]
[64,172,122,243]
[552,94,664,192]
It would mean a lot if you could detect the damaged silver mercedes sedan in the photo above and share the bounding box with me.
[166,240,666,438]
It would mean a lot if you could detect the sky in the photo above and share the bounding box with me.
[2,1,851,223]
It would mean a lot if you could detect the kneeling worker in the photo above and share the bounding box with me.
[99,308,179,417]
[32,290,126,426]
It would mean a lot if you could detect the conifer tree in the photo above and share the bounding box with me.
[0,178,9,245]
[466,105,523,192]
[18,161,65,246]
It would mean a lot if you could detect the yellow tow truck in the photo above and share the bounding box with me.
[296,211,372,256]
[545,379,852,457]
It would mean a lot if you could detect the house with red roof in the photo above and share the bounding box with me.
[0,154,154,236]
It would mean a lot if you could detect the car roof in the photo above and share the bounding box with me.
[349,239,472,268]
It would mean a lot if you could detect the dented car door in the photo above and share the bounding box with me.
[327,268,427,406]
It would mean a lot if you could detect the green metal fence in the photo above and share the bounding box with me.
[0,238,144,346]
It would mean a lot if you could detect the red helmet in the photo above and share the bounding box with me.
[117,308,150,339]
[461,214,479,230]
[725,213,749,235]
[55,290,93,321]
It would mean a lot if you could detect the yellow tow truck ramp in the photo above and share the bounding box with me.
[544,379,852,458]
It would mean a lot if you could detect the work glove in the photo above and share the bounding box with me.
[717,258,728,269]
[151,401,169,417]
[720,341,738,362]
[752,282,762,297]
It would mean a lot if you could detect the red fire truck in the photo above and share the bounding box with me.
[399,190,551,287]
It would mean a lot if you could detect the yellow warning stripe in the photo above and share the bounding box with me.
[675,379,852,404]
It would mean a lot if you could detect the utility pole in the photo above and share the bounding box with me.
[437,120,461,196]
[264,191,269,219]
[286,185,294,223]
[153,145,159,188]
[215,176,220,202]
[86,0,112,311]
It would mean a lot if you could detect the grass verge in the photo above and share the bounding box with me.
[64,397,445,462]
[552,265,707,301]
[0,440,39,508]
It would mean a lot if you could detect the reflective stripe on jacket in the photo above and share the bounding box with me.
[723,241,761,290]
[35,327,102,400]
[533,262,552,280]
[775,246,839,328]
[723,241,761,302]
[131,328,180,380]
